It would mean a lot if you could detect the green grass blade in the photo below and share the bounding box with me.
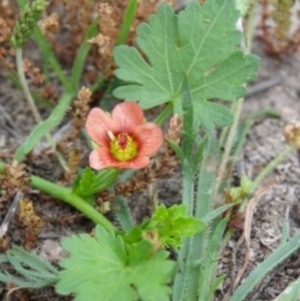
[195,132,220,220]
[198,217,229,301]
[280,221,289,245]
[228,231,300,301]
[206,274,226,301]
[231,109,280,158]
[230,119,251,157]
[185,133,220,301]
[0,255,8,263]
[15,92,73,162]
[273,277,300,301]
[167,139,184,163]
[33,29,71,92]
[182,77,194,172]
[115,0,138,45]
[193,134,207,170]
[172,79,196,301]
[203,203,236,223]
[70,21,98,93]
[172,133,219,301]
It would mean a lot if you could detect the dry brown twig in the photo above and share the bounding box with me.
[0,192,24,241]
[223,184,273,301]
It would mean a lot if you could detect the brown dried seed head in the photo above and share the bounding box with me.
[31,67,44,85]
[98,2,113,16]
[98,2,117,34]
[88,33,113,59]
[18,198,42,232]
[0,161,30,192]
[67,149,81,174]
[78,86,92,104]
[18,198,43,249]
[283,122,300,149]
[0,17,11,43]
[22,58,32,73]
[0,46,15,70]
[22,58,44,85]
[166,114,183,143]
[39,12,60,38]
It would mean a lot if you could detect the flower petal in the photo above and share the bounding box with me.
[85,108,115,146]
[124,156,150,169]
[135,123,163,155]
[89,149,150,170]
[112,102,144,132]
[89,149,117,170]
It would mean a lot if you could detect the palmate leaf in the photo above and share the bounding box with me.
[56,225,175,301]
[113,0,260,129]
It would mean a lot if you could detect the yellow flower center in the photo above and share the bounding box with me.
[109,131,138,161]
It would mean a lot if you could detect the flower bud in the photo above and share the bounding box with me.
[283,122,300,149]
[240,175,254,195]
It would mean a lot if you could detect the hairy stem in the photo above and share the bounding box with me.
[214,98,243,199]
[15,47,69,172]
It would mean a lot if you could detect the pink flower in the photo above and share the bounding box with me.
[85,102,163,170]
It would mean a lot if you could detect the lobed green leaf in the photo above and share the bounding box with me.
[0,246,58,289]
[56,225,175,301]
[113,0,260,129]
[14,93,73,162]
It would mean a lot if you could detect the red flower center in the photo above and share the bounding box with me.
[118,133,128,150]
[108,131,138,162]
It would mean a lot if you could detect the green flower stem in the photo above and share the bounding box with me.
[214,98,243,199]
[154,102,173,125]
[252,146,294,191]
[15,47,69,172]
[0,160,116,232]
[115,0,138,45]
[245,0,259,54]
[215,1,257,200]
[245,109,281,121]
[16,47,41,123]
[91,74,107,93]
